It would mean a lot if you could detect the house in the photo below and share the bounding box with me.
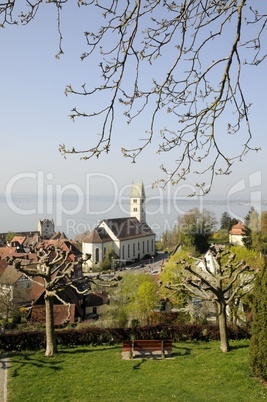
[229,222,245,246]
[84,291,109,319]
[82,182,156,270]
[0,236,87,324]
[0,263,32,318]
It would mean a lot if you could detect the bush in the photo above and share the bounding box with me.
[250,261,267,381]
[0,324,251,352]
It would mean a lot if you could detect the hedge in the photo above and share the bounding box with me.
[0,324,251,352]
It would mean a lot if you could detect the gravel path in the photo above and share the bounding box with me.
[0,355,9,402]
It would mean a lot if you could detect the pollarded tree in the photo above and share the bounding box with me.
[7,245,120,356]
[164,245,258,352]
[0,1,264,193]
[7,246,90,356]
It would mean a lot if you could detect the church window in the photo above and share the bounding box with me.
[133,243,135,256]
[128,244,130,258]
[133,199,137,203]
[95,248,99,263]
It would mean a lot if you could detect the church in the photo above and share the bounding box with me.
[82,182,156,269]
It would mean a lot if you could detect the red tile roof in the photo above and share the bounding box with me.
[229,222,245,236]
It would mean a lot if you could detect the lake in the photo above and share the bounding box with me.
[1,193,265,240]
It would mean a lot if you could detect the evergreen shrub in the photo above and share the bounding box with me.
[250,260,267,381]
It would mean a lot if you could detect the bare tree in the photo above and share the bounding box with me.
[1,1,265,192]
[166,245,257,352]
[7,246,120,356]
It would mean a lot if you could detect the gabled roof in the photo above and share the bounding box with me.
[0,246,37,261]
[0,260,8,278]
[85,292,109,307]
[50,232,68,240]
[0,265,25,285]
[83,227,112,244]
[229,222,245,236]
[0,246,17,259]
[11,236,27,245]
[102,217,155,240]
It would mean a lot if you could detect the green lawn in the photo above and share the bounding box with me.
[7,340,267,402]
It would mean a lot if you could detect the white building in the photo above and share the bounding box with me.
[82,182,156,269]
[229,222,245,246]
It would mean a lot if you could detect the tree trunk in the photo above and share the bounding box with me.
[218,302,230,352]
[45,294,57,356]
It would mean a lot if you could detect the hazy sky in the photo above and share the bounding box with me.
[1,1,266,207]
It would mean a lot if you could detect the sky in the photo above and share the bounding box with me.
[0,1,267,235]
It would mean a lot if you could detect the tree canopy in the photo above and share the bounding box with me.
[1,1,264,193]
[243,208,267,253]
[111,272,159,326]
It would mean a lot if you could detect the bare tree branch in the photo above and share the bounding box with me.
[1,1,265,193]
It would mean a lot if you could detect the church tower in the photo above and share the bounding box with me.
[130,181,146,223]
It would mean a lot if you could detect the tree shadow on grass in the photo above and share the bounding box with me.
[59,345,121,355]
[9,346,122,380]
[171,345,192,357]
[230,343,250,351]
[9,352,64,378]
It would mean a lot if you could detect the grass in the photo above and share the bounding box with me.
[7,340,267,402]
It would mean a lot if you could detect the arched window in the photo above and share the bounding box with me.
[95,248,99,263]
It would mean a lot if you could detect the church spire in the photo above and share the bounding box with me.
[130,181,146,223]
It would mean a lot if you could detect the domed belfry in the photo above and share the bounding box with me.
[130,181,146,223]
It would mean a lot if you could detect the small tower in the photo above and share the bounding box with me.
[38,218,55,239]
[130,181,146,223]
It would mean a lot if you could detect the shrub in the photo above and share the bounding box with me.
[0,324,251,352]
[250,260,267,381]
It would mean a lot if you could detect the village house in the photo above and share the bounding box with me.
[0,261,33,318]
[84,291,110,319]
[229,222,245,246]
[0,232,89,324]
[82,182,156,270]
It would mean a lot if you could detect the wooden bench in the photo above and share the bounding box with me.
[122,339,172,359]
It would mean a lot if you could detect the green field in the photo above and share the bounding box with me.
[7,340,267,402]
